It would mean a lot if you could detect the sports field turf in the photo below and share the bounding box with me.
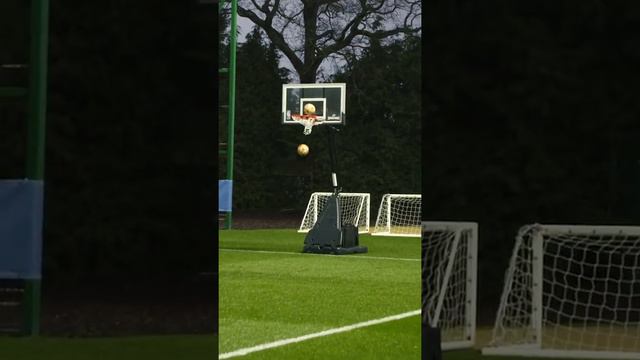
[218,229,421,359]
[0,334,217,360]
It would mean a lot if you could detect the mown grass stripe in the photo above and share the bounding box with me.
[218,309,421,359]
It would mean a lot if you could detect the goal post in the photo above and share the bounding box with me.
[299,192,370,234]
[423,221,478,351]
[372,194,421,237]
[483,224,640,359]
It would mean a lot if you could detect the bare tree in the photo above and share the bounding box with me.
[237,0,421,82]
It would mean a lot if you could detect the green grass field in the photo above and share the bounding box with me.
[0,335,217,360]
[219,229,421,359]
[218,229,608,360]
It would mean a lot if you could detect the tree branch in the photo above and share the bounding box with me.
[238,0,421,81]
[237,5,304,72]
[355,26,419,39]
[265,0,279,25]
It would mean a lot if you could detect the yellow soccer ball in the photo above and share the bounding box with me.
[303,103,316,115]
[297,143,309,157]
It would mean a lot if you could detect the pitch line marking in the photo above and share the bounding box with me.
[219,248,420,262]
[218,309,421,359]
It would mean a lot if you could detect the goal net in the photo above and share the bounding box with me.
[423,222,478,350]
[483,224,640,359]
[298,192,370,234]
[372,194,421,237]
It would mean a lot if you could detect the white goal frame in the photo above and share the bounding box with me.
[372,194,421,237]
[483,224,640,359]
[298,192,370,234]
[423,221,478,351]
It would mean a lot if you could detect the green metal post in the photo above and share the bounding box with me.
[23,281,41,336]
[24,0,49,336]
[224,0,237,229]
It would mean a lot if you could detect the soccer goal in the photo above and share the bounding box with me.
[298,192,370,234]
[483,224,640,359]
[423,221,478,350]
[372,194,421,237]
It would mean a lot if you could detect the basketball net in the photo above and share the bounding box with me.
[291,114,318,135]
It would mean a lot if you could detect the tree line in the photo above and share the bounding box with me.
[425,1,640,320]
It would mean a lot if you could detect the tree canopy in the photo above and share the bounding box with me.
[237,0,421,81]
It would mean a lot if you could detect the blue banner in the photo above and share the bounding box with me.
[219,180,233,212]
[0,180,44,279]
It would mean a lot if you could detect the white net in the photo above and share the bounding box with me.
[291,114,318,135]
[485,224,640,359]
[423,222,478,350]
[372,194,421,237]
[298,192,370,233]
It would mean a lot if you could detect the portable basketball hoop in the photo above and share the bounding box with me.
[280,83,366,255]
[291,114,319,135]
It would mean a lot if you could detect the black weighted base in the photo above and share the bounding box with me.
[302,193,368,255]
[302,245,368,255]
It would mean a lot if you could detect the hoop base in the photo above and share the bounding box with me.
[302,245,368,255]
[302,193,367,255]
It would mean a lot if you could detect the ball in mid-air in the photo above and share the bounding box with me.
[303,103,316,115]
[297,143,309,157]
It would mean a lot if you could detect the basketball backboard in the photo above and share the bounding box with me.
[282,83,346,125]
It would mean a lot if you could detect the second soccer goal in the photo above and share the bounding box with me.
[372,194,421,237]
[483,224,640,359]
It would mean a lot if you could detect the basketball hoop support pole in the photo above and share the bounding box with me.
[326,125,339,194]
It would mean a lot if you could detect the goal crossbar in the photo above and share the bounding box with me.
[372,194,421,237]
